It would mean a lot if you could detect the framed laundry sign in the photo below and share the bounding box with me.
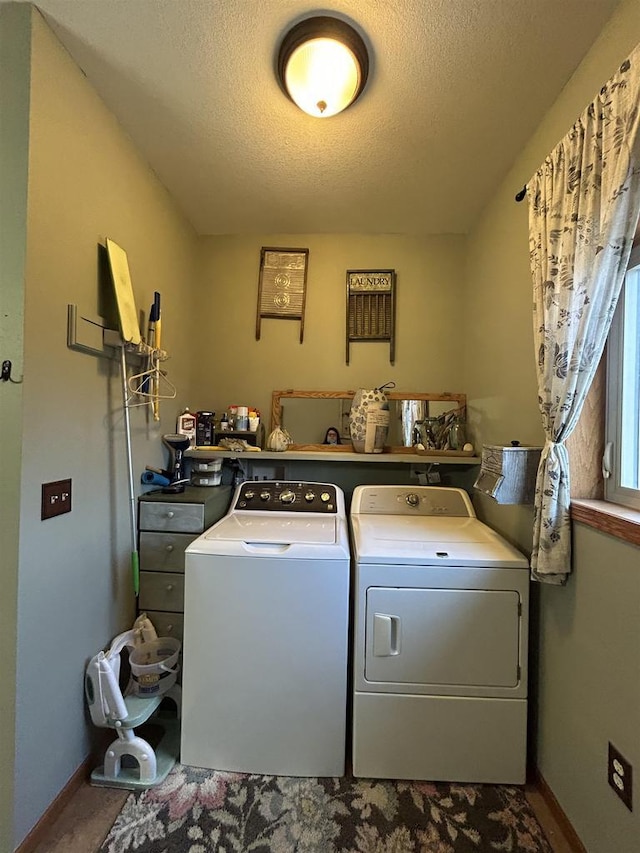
[256,247,309,343]
[346,269,396,364]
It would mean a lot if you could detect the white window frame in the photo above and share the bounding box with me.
[604,242,640,511]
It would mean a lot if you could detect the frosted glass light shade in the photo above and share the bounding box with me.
[277,17,369,118]
[285,38,361,118]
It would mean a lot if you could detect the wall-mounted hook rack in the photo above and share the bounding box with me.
[67,305,167,363]
[66,304,116,359]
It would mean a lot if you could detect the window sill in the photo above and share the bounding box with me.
[570,499,640,547]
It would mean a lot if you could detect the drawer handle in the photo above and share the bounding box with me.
[166,511,175,519]
[165,544,174,552]
[166,584,174,591]
[166,625,173,633]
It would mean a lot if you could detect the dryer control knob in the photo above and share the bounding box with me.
[260,490,271,501]
[280,489,296,504]
[320,492,331,503]
[406,493,420,507]
[305,491,316,502]
[244,490,256,500]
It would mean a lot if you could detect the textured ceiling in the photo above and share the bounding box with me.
[18,0,621,235]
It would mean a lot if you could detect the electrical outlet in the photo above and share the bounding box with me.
[41,479,72,520]
[608,742,633,811]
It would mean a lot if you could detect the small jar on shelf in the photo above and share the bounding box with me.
[447,415,467,451]
[417,417,440,450]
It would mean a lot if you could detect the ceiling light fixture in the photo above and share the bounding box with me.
[277,15,369,118]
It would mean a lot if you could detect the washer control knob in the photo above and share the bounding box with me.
[260,490,271,501]
[305,491,316,502]
[320,492,331,503]
[406,493,420,507]
[244,490,255,500]
[280,489,296,504]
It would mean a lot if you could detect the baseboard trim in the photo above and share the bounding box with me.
[531,765,587,853]
[14,756,92,853]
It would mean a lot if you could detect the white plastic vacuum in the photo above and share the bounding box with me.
[85,614,181,790]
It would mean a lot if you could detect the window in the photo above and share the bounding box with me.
[605,242,640,511]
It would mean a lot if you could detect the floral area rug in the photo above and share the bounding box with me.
[99,763,553,853]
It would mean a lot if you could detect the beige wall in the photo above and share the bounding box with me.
[465,0,640,849]
[11,9,199,847]
[537,525,639,851]
[0,5,30,848]
[194,234,466,427]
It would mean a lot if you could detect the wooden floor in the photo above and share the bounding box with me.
[30,783,127,853]
[525,785,579,853]
[26,778,579,853]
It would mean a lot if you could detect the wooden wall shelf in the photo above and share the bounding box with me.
[186,448,480,466]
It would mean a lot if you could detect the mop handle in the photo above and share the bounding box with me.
[120,344,140,596]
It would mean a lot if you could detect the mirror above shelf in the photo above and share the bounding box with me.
[270,389,472,455]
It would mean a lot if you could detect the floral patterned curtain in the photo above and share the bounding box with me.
[527,45,640,585]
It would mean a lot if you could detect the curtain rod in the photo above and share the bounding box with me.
[515,186,527,202]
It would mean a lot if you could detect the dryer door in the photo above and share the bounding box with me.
[365,587,521,688]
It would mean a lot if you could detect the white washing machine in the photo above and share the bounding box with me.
[350,485,529,784]
[181,481,350,777]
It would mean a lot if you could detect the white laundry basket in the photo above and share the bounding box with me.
[129,636,181,697]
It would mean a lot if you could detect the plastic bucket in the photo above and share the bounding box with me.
[129,637,181,696]
[192,459,222,473]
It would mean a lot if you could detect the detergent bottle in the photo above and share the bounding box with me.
[177,407,196,446]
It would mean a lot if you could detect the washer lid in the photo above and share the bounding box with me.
[199,513,339,545]
[350,516,528,568]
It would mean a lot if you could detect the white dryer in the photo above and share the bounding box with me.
[181,481,350,777]
[350,485,529,784]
